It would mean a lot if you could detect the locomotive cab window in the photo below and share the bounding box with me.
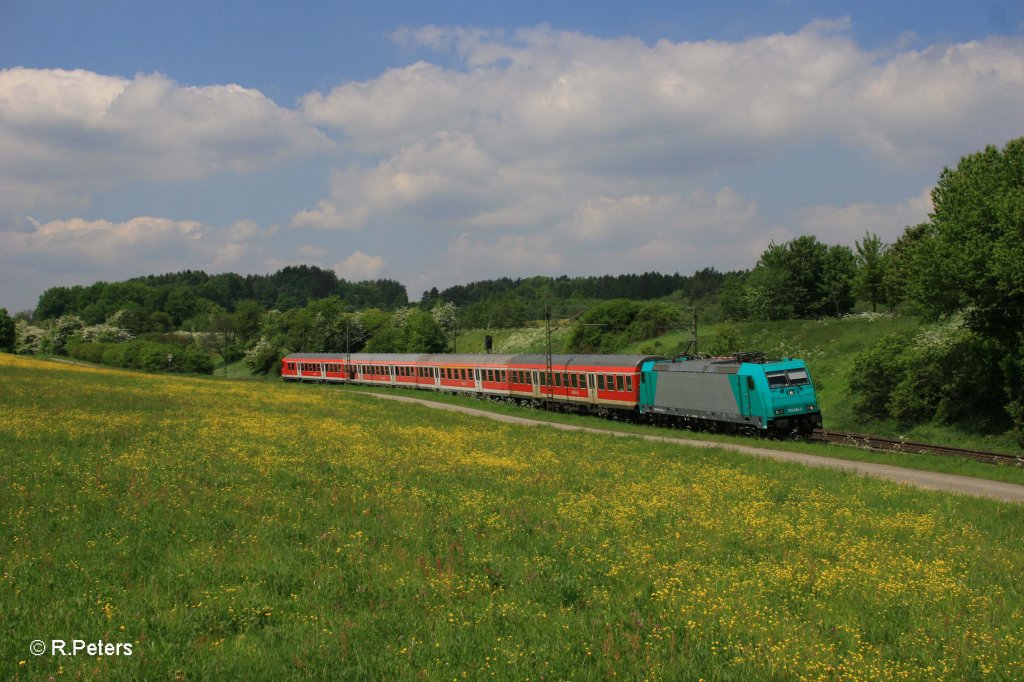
[786,369,809,385]
[766,371,788,388]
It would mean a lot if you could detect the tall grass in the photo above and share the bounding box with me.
[3,354,1022,680]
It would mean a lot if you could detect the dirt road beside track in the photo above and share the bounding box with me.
[362,391,1024,504]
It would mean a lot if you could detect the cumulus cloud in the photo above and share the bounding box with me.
[0,68,332,215]
[0,215,280,310]
[304,22,1024,172]
[6,22,1023,311]
[793,187,934,244]
[292,21,1024,280]
[334,251,386,280]
[0,215,276,272]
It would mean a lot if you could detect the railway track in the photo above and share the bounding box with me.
[810,429,1024,466]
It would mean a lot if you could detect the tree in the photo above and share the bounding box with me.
[749,236,833,318]
[233,300,265,344]
[821,245,857,317]
[905,137,1024,440]
[0,308,15,351]
[854,232,887,312]
[879,224,926,312]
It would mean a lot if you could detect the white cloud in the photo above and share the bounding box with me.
[304,23,1024,173]
[0,216,274,308]
[334,251,385,280]
[5,22,1023,312]
[793,187,933,244]
[0,68,332,215]
[291,21,1024,289]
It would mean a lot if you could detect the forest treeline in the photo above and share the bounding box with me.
[2,137,1023,440]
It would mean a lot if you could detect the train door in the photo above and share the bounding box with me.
[532,370,541,398]
[389,366,396,387]
[741,375,753,419]
[586,373,598,404]
[433,367,440,390]
[474,368,482,392]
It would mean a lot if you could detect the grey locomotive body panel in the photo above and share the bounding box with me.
[650,369,754,426]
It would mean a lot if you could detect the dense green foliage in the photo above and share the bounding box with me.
[849,137,1024,442]
[67,338,214,374]
[566,300,689,353]
[849,318,1006,430]
[423,269,728,329]
[34,265,408,323]
[0,308,14,351]
[721,236,857,320]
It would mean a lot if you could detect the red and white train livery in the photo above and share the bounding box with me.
[281,352,665,414]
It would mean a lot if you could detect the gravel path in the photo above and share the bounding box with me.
[363,391,1024,504]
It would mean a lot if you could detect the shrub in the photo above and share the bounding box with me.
[68,339,213,374]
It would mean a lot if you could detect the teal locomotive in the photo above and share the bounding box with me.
[639,353,822,435]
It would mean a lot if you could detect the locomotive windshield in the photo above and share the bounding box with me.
[786,369,809,385]
[765,368,810,387]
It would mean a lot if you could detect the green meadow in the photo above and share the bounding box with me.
[2,354,1023,680]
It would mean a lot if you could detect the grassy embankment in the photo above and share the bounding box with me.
[2,353,1023,680]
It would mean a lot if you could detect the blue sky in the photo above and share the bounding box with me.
[1,1,1023,312]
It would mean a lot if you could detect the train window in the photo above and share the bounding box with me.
[554,373,561,387]
[615,375,624,392]
[787,369,809,385]
[747,376,755,391]
[597,375,605,390]
[766,371,787,388]
[525,372,532,386]
[625,376,633,392]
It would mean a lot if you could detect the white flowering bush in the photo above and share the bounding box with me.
[14,320,45,355]
[842,311,895,322]
[244,337,279,373]
[80,323,134,343]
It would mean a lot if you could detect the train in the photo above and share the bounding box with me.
[280,351,823,436]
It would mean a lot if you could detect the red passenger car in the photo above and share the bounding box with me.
[281,353,665,417]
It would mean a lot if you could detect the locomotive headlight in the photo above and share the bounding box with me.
[807,404,816,411]
[775,408,784,415]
